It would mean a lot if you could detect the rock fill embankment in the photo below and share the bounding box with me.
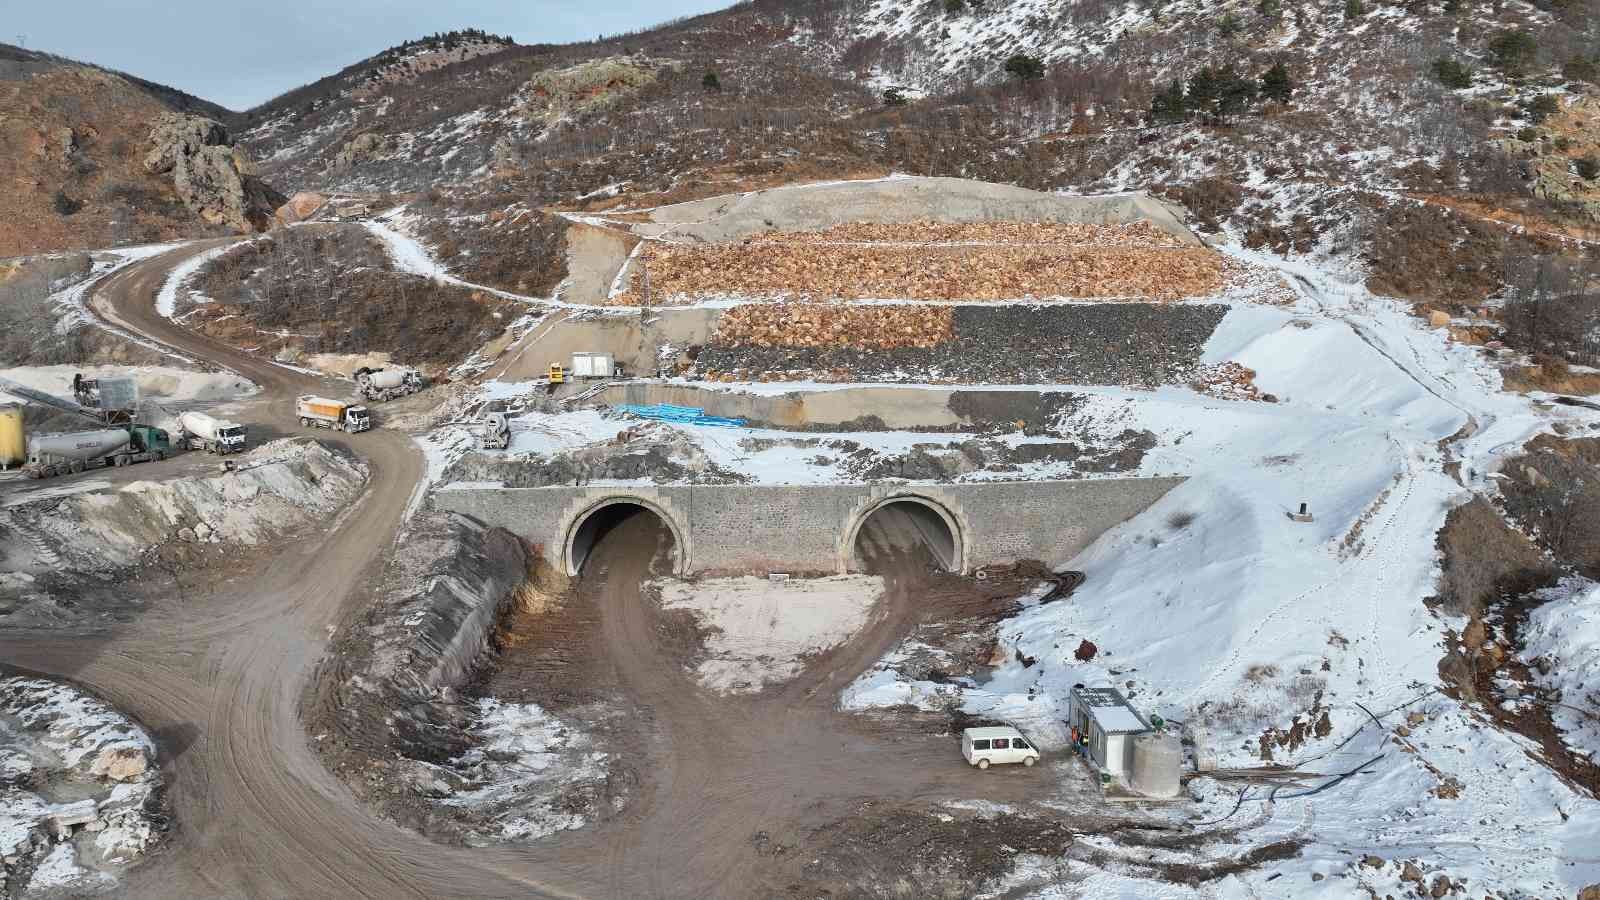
[695,303,1230,387]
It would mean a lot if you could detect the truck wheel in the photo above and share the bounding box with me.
[300,417,311,428]
[70,460,85,474]
[977,758,990,770]
[1024,756,1037,767]
[112,455,126,468]
[154,450,166,462]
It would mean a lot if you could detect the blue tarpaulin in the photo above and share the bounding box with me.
[617,403,746,428]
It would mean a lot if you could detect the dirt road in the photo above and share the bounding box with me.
[0,244,1063,898]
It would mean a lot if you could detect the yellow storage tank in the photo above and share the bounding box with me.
[0,404,23,469]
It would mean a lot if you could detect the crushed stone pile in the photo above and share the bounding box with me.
[744,220,1191,248]
[714,303,954,351]
[617,244,1224,305]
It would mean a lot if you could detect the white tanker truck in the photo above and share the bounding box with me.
[354,367,424,403]
[178,412,247,455]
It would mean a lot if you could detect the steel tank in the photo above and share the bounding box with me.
[0,404,23,468]
[365,369,409,389]
[28,429,130,464]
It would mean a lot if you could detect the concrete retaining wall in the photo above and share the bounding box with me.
[433,478,1183,576]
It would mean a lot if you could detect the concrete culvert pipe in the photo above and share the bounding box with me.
[851,498,962,573]
[566,500,681,575]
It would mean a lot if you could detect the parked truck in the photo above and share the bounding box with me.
[24,424,173,478]
[178,412,247,455]
[297,396,371,433]
[354,366,424,403]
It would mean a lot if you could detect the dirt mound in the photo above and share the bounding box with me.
[747,220,1191,248]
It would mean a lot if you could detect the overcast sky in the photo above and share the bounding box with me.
[9,1,735,111]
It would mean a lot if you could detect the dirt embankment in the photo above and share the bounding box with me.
[0,255,172,368]
[0,439,366,628]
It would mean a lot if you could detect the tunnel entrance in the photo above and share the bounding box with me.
[850,498,962,574]
[566,500,682,576]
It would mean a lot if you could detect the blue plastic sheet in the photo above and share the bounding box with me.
[616,403,746,428]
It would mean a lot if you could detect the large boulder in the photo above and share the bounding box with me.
[145,112,283,233]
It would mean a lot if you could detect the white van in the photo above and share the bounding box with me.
[961,726,1040,770]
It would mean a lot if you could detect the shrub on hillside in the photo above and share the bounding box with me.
[1432,497,1553,618]
[1488,30,1539,74]
[1565,56,1599,84]
[1261,62,1294,103]
[1499,436,1600,579]
[1344,0,1364,18]
[1528,93,1560,123]
[1004,54,1046,82]
[1577,155,1600,180]
[1432,57,1474,88]
[51,191,83,216]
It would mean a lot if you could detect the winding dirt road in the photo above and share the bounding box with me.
[1,244,1059,898]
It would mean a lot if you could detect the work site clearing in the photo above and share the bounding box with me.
[2,175,1599,900]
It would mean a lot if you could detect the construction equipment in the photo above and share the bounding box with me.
[71,374,138,425]
[478,412,511,450]
[353,366,425,403]
[178,412,247,455]
[0,374,177,478]
[548,364,565,385]
[297,396,371,433]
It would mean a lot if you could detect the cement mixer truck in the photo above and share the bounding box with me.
[354,366,424,403]
[178,412,247,455]
[23,424,174,478]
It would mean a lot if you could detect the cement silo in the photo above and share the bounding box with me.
[0,404,23,469]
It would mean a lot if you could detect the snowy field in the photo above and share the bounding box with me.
[840,245,1600,897]
[657,574,882,693]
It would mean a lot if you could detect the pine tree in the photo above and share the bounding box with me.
[1258,0,1282,20]
[1186,67,1221,116]
[1344,0,1365,18]
[702,70,722,92]
[1004,54,1046,82]
[1150,79,1189,123]
[1261,62,1294,103]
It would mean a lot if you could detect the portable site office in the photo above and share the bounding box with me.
[1067,685,1151,779]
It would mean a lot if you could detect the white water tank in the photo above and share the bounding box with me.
[1129,732,1183,798]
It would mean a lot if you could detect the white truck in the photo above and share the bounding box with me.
[354,367,425,402]
[296,396,371,433]
[178,412,247,454]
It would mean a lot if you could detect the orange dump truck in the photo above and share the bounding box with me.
[296,395,371,433]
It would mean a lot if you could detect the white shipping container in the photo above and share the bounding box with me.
[570,352,615,378]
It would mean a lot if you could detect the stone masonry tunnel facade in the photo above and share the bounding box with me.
[436,479,1184,577]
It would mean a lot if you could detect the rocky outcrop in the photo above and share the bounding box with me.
[330,132,393,172]
[144,112,284,233]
